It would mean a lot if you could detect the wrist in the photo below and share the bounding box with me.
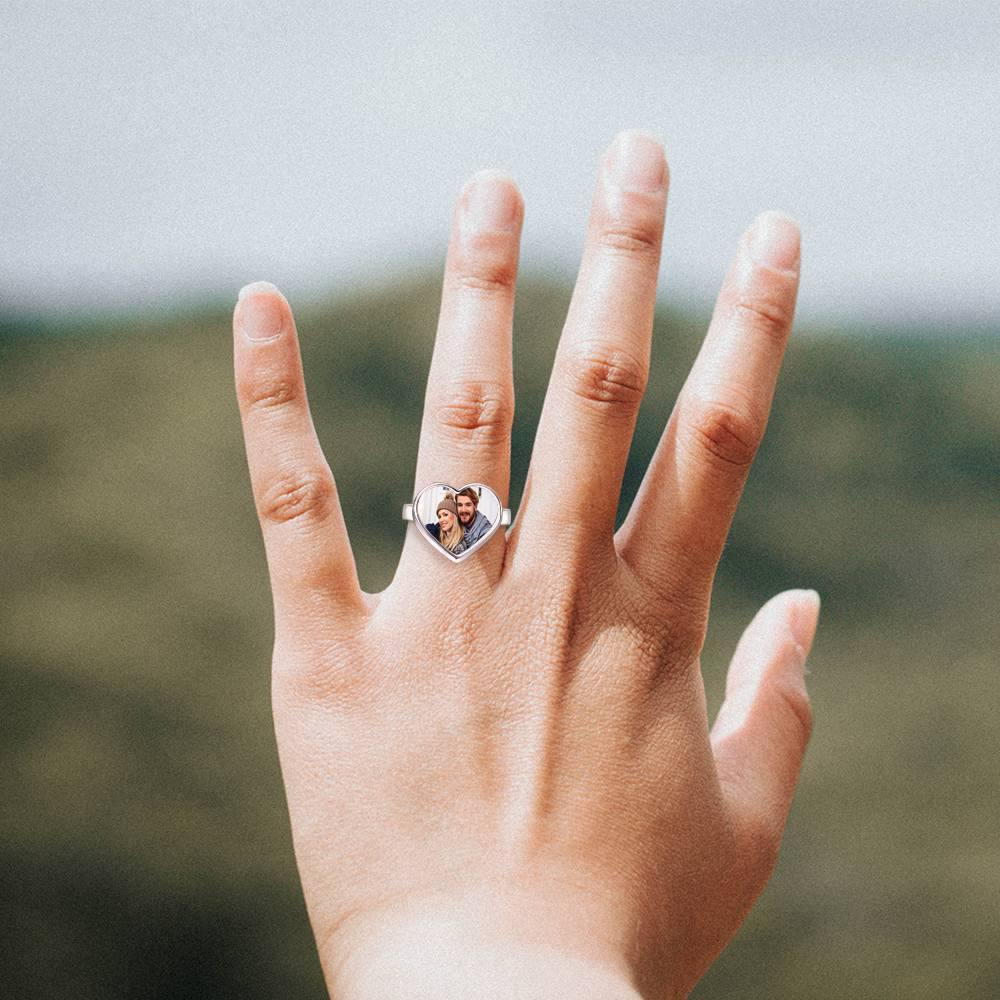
[335,935,644,1000]
[321,883,646,1000]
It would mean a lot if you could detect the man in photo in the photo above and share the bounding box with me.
[455,487,492,547]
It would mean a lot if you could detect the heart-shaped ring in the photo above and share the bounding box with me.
[402,482,512,562]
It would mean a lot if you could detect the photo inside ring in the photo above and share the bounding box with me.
[415,483,501,557]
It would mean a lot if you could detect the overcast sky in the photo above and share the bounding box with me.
[2,1,998,326]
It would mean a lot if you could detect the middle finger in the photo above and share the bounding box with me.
[512,130,668,562]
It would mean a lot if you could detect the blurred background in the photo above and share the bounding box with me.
[2,2,997,997]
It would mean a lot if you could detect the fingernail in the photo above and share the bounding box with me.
[237,284,284,342]
[787,589,821,670]
[238,280,281,301]
[461,170,521,234]
[748,211,800,272]
[605,130,667,193]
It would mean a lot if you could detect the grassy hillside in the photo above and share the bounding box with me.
[1,278,998,999]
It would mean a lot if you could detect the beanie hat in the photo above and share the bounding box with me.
[436,494,458,516]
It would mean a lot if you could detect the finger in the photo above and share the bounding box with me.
[402,170,523,578]
[233,281,364,625]
[510,131,667,563]
[617,211,801,614]
[711,589,819,866]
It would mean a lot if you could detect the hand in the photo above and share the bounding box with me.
[232,130,819,999]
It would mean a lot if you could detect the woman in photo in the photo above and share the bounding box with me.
[426,493,466,554]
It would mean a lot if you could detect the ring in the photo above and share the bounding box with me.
[403,482,511,562]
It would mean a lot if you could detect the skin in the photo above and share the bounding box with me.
[232,130,819,999]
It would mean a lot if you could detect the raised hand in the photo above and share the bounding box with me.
[232,129,818,1000]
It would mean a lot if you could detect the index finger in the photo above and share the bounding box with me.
[617,212,801,615]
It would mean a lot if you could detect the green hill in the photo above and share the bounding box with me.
[2,279,998,999]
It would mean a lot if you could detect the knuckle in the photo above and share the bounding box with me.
[732,290,794,343]
[451,258,518,297]
[434,379,513,446]
[684,396,762,470]
[562,344,648,418]
[241,373,299,415]
[774,676,814,746]
[596,222,661,260]
[258,469,334,527]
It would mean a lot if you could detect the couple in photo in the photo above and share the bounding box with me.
[425,487,493,555]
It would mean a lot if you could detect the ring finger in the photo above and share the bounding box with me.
[399,169,524,582]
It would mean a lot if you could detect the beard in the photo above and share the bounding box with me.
[459,509,475,525]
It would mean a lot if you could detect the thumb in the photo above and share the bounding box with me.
[711,589,820,862]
